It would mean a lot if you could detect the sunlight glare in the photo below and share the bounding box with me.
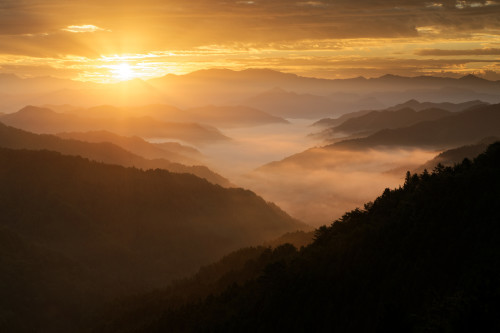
[113,63,135,81]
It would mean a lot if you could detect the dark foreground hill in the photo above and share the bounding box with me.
[100,142,500,332]
[0,148,304,332]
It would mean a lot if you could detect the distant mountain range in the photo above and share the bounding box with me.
[56,130,203,165]
[385,99,489,112]
[333,103,500,149]
[326,107,452,136]
[312,99,487,128]
[0,122,230,186]
[2,70,500,116]
[0,105,229,144]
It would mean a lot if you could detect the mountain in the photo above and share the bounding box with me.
[184,105,289,128]
[0,122,230,186]
[243,87,339,118]
[0,105,229,144]
[2,70,500,113]
[327,107,452,136]
[153,141,203,160]
[99,142,500,332]
[117,104,289,128]
[0,148,305,332]
[333,103,500,149]
[147,69,500,108]
[414,137,499,173]
[57,130,202,165]
[385,99,488,112]
[313,99,488,129]
[312,109,373,128]
[0,73,94,95]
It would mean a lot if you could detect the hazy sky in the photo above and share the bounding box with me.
[1,0,500,81]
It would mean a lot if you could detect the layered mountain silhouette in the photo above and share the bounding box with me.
[414,137,499,173]
[312,109,373,128]
[98,142,500,333]
[57,130,202,165]
[0,122,229,186]
[0,106,228,144]
[2,70,500,114]
[385,99,488,112]
[313,99,487,128]
[0,148,305,332]
[333,103,500,149]
[326,107,452,136]
[61,104,287,128]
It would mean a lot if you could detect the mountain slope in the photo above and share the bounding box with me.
[0,148,305,332]
[0,122,230,186]
[102,142,500,332]
[329,107,452,135]
[0,105,229,144]
[385,99,488,112]
[414,137,499,173]
[312,99,487,130]
[334,103,500,149]
[56,130,202,165]
[185,105,289,128]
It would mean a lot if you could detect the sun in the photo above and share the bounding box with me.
[113,63,135,81]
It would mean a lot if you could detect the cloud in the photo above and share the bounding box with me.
[0,0,499,81]
[416,48,500,55]
[61,25,109,33]
[246,146,438,226]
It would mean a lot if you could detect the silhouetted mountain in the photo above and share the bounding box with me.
[334,103,500,149]
[385,99,488,112]
[313,99,488,129]
[0,105,229,144]
[0,148,305,332]
[312,109,373,128]
[328,107,452,136]
[147,69,500,108]
[414,137,499,173]
[0,122,229,186]
[153,141,203,160]
[57,130,202,165]
[100,142,500,333]
[263,230,314,249]
[3,70,500,113]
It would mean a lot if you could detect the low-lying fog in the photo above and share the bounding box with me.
[181,120,439,228]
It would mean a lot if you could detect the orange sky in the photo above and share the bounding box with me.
[1,0,499,82]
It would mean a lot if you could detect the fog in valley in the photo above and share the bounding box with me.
[176,119,436,226]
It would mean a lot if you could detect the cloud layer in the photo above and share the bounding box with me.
[0,0,499,81]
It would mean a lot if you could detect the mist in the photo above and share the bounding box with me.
[192,120,438,227]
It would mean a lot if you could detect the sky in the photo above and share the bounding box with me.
[1,0,500,82]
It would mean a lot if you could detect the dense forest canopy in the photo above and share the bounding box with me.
[99,142,500,332]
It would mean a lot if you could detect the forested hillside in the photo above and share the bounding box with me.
[0,148,304,332]
[100,142,500,332]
